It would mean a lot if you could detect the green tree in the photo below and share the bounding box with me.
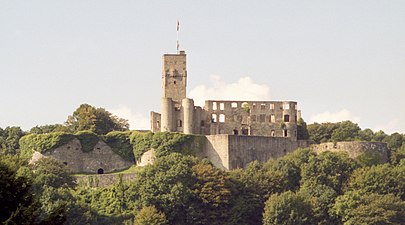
[134,206,168,225]
[0,126,25,154]
[330,121,361,142]
[31,157,75,193]
[383,132,404,150]
[129,153,197,225]
[263,191,313,225]
[188,162,234,225]
[29,124,69,134]
[357,128,374,141]
[391,144,405,164]
[0,154,37,225]
[65,104,129,135]
[298,181,339,225]
[307,122,339,143]
[332,191,405,225]
[297,118,309,140]
[346,164,405,200]
[372,130,387,142]
[301,151,358,194]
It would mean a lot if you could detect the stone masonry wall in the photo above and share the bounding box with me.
[311,141,389,163]
[200,135,308,170]
[227,135,302,169]
[40,138,133,174]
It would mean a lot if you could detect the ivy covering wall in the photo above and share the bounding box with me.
[19,131,204,163]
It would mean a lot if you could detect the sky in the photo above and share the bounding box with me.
[1,0,404,134]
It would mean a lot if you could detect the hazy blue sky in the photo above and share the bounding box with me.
[1,0,404,133]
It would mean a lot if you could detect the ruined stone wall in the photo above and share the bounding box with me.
[199,101,298,138]
[39,138,133,174]
[311,141,389,163]
[75,173,137,187]
[150,111,161,133]
[198,135,229,170]
[227,135,301,169]
[199,135,306,170]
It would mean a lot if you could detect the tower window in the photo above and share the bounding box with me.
[219,114,225,123]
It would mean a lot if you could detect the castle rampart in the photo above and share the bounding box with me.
[311,141,389,163]
[199,135,308,170]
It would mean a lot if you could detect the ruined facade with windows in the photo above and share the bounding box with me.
[149,50,307,169]
[150,50,301,140]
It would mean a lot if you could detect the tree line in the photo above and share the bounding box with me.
[1,104,405,224]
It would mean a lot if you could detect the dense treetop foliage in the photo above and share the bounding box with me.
[65,104,129,135]
[1,105,405,224]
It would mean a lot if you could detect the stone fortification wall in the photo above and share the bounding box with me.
[75,173,137,187]
[198,135,230,170]
[199,135,308,170]
[227,135,302,169]
[311,141,389,163]
[37,138,133,174]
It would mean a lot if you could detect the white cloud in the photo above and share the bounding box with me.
[188,75,271,106]
[110,106,149,130]
[310,109,360,124]
[373,119,401,134]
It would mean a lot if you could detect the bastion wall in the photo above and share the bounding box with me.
[311,141,389,163]
[33,138,133,174]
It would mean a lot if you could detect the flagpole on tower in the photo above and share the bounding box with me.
[176,20,180,53]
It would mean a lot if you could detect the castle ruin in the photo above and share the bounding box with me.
[150,50,307,169]
[150,51,301,139]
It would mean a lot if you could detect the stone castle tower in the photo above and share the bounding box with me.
[159,51,195,134]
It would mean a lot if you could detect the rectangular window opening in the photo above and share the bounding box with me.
[219,114,225,123]
[270,114,275,123]
[211,114,217,123]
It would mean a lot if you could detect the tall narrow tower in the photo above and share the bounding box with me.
[162,51,187,102]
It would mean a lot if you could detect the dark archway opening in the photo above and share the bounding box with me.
[97,168,104,174]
